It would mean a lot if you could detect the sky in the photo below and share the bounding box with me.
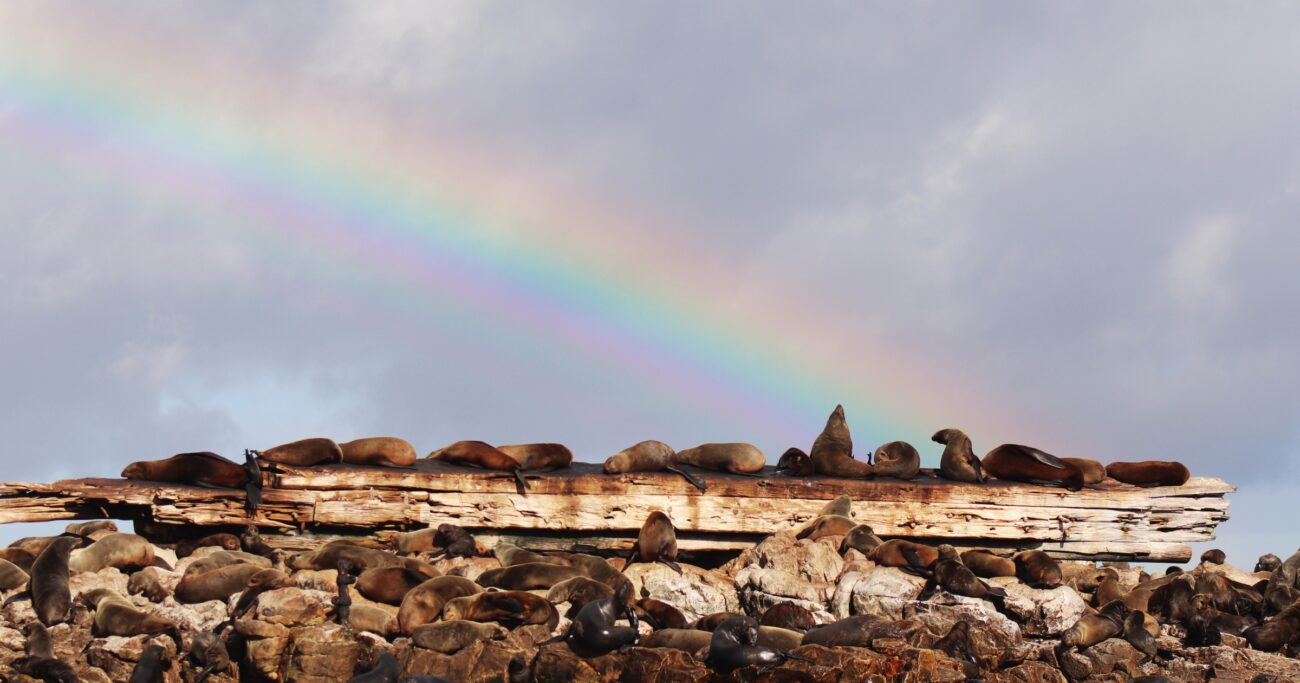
[1,2,1297,566]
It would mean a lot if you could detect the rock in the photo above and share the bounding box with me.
[730,534,846,620]
[235,618,291,639]
[734,565,833,621]
[291,569,339,594]
[585,646,713,683]
[830,570,865,619]
[84,635,178,682]
[285,624,362,682]
[623,563,739,622]
[1058,638,1143,680]
[151,597,227,633]
[994,578,1088,636]
[151,546,178,571]
[69,567,131,599]
[848,566,927,618]
[432,556,500,582]
[243,630,290,680]
[782,644,965,682]
[398,638,532,683]
[986,661,1068,683]
[531,645,602,683]
[251,587,329,627]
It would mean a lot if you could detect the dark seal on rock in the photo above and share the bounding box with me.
[775,447,815,477]
[29,535,79,626]
[871,441,921,480]
[428,440,530,490]
[1105,460,1190,487]
[498,443,574,471]
[982,444,1083,490]
[706,615,795,675]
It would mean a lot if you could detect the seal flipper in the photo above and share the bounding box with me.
[661,560,683,575]
[1020,445,1068,470]
[666,465,707,492]
[512,469,531,493]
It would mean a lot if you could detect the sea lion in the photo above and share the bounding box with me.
[982,444,1083,490]
[706,615,794,675]
[629,511,681,574]
[871,441,921,480]
[548,576,615,616]
[240,525,278,560]
[29,535,79,625]
[428,440,531,490]
[230,568,290,621]
[69,533,155,573]
[1061,457,1107,485]
[397,575,482,633]
[819,495,853,517]
[796,514,856,541]
[1256,553,1282,574]
[83,588,179,641]
[1105,460,1191,487]
[757,625,804,652]
[442,590,558,629]
[185,549,272,575]
[0,558,29,591]
[17,622,78,682]
[775,448,815,477]
[1013,550,1063,588]
[123,451,262,515]
[1093,574,1123,607]
[932,428,985,483]
[672,443,765,475]
[350,603,399,638]
[809,405,872,478]
[1201,548,1227,565]
[0,548,35,572]
[603,440,707,492]
[257,437,342,466]
[1245,602,1300,652]
[935,621,980,679]
[635,598,689,630]
[869,539,939,571]
[477,562,581,590]
[1060,599,1129,651]
[694,612,745,631]
[493,543,563,567]
[340,436,417,467]
[348,652,399,683]
[175,533,241,558]
[641,628,713,654]
[127,642,167,683]
[921,545,1007,605]
[839,524,885,556]
[760,602,816,632]
[65,520,118,537]
[1194,571,1238,613]
[961,550,1016,578]
[549,578,639,655]
[357,565,434,605]
[289,542,401,572]
[189,631,230,682]
[128,569,170,603]
[175,562,266,603]
[497,443,574,471]
[564,553,628,589]
[411,620,506,653]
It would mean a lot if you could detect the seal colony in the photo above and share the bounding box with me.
[0,404,1247,681]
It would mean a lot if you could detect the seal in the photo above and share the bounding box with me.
[839,524,884,556]
[427,440,530,490]
[1059,599,1129,651]
[819,495,852,517]
[934,621,980,679]
[982,444,1083,490]
[1256,553,1282,574]
[809,405,872,478]
[1061,457,1107,485]
[960,550,1016,578]
[629,511,681,574]
[185,549,272,575]
[497,443,573,471]
[189,631,230,682]
[240,525,279,561]
[706,615,794,675]
[257,437,342,466]
[348,603,397,637]
[548,578,639,656]
[757,626,803,652]
[175,562,266,604]
[122,451,262,515]
[70,533,155,573]
[636,598,689,629]
[1245,602,1300,652]
[932,428,985,483]
[760,602,815,632]
[775,448,814,477]
[604,440,707,491]
[494,543,565,567]
[0,558,29,591]
[693,612,744,631]
[641,628,712,654]
[0,548,35,572]
[289,542,402,572]
[127,642,167,683]
[397,575,482,634]
[340,436,418,467]
[29,535,79,626]
[1105,460,1191,487]
[175,533,241,558]
[357,565,437,605]
[1013,550,1063,588]
[229,568,290,623]
[796,514,856,541]
[128,569,170,603]
[477,562,582,590]
[872,441,921,480]
[65,520,118,538]
[920,545,1006,606]
[428,524,485,559]
[672,443,765,475]
[348,652,398,683]
[566,553,628,589]
[1093,574,1123,607]
[1123,611,1160,663]
[16,622,79,682]
[442,590,558,629]
[82,588,179,641]
[411,620,506,654]
[548,576,615,616]
[1201,548,1227,565]
[869,539,939,571]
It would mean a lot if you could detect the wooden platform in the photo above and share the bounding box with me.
[0,462,1232,562]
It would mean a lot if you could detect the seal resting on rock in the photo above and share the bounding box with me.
[672,442,765,475]
[871,441,921,480]
[982,443,1083,491]
[1105,460,1191,487]
[427,440,531,490]
[604,440,707,491]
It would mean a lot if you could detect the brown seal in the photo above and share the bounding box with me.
[356,565,435,605]
[796,515,856,541]
[839,524,884,556]
[760,603,816,632]
[1013,550,1062,588]
[921,545,1007,605]
[82,588,179,641]
[960,550,1016,578]
[498,443,573,471]
[175,562,266,603]
[935,621,981,678]
[1256,553,1282,573]
[1061,457,1107,485]
[29,535,79,626]
[603,440,707,492]
[428,440,530,489]
[493,543,565,567]
[128,569,170,603]
[641,627,712,654]
[175,533,241,558]
[776,448,815,477]
[694,612,745,631]
[289,542,401,572]
[802,615,921,647]
[442,590,558,630]
[819,495,852,517]
[65,520,118,538]
[564,553,627,589]
[636,598,689,629]
[810,405,872,477]
[410,620,506,653]
[547,577,615,616]
[932,428,985,483]
[122,451,252,488]
[872,441,921,480]
[869,539,939,571]
[69,533,155,573]
[257,437,342,466]
[397,575,483,634]
[16,622,80,682]
[1060,599,1129,651]
[0,557,29,591]
[1093,574,1124,607]
[0,548,35,572]
[1201,548,1226,565]
[1105,461,1190,487]
[477,562,582,590]
[340,437,418,467]
[673,443,765,475]
[982,444,1083,491]
[127,642,167,683]
[630,511,681,574]
[757,625,804,652]
[1246,601,1300,651]
[185,550,272,575]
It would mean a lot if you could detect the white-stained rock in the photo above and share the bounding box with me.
[994,578,1088,636]
[252,587,330,627]
[153,596,228,633]
[849,566,927,619]
[623,563,739,622]
[69,567,131,599]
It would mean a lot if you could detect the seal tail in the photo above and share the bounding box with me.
[666,466,707,492]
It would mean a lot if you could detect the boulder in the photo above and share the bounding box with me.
[1057,637,1143,680]
[848,566,927,618]
[623,563,739,622]
[993,578,1088,636]
[251,587,329,627]
[84,635,178,682]
[69,567,131,599]
[285,624,362,682]
[398,638,533,683]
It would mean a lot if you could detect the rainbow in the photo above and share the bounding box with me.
[0,9,1020,457]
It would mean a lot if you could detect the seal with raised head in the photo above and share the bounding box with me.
[1059,599,1129,651]
[672,443,765,475]
[122,451,262,515]
[810,405,872,478]
[397,575,482,634]
[257,437,342,466]
[629,511,681,574]
[775,448,814,477]
[1105,460,1190,487]
[839,524,885,556]
[128,569,169,603]
[1124,610,1162,662]
[1201,548,1226,565]
[796,514,856,541]
[1256,553,1282,574]
[706,615,794,675]
[932,428,985,483]
[1061,457,1107,485]
[427,440,530,490]
[548,578,639,655]
[427,524,484,560]
[934,621,980,679]
[872,441,921,480]
[70,533,155,573]
[982,444,1083,490]
[920,545,1007,606]
[1014,550,1063,588]
[190,631,230,682]
[340,437,417,467]
[960,550,1016,578]
[547,576,615,616]
[498,443,573,471]
[29,535,79,626]
[411,620,506,654]
[604,440,707,491]
[16,621,78,682]
[819,495,852,517]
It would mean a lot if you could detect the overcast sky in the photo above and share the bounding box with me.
[2,2,1297,566]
